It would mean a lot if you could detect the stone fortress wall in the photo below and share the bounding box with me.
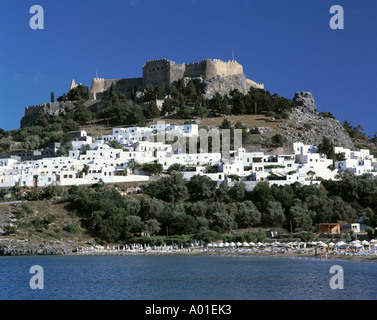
[89,58,263,100]
[142,58,245,87]
[90,77,143,100]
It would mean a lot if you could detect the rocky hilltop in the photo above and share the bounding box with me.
[285,92,354,148]
[203,73,257,99]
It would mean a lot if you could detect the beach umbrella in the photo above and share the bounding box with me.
[224,242,230,247]
[230,242,236,247]
[249,242,256,247]
[335,241,346,247]
[362,240,370,246]
[218,243,224,248]
[349,241,361,248]
[242,242,250,247]
[207,243,213,247]
[328,242,335,248]
[236,242,242,247]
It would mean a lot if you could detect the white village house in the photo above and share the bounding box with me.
[1,124,377,189]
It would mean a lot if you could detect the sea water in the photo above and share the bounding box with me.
[0,254,376,300]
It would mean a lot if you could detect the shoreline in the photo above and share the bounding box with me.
[67,247,377,263]
[2,239,377,263]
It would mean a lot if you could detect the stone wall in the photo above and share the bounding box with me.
[142,58,245,87]
[90,77,143,100]
[204,59,243,79]
[183,61,207,79]
[21,102,76,127]
[142,59,171,87]
[21,100,101,128]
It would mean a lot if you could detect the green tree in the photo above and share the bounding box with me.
[264,201,286,227]
[124,199,141,216]
[56,142,72,157]
[187,175,216,201]
[129,104,146,125]
[271,134,287,148]
[124,215,143,237]
[139,197,165,221]
[210,210,235,233]
[0,139,12,156]
[216,180,231,203]
[185,201,209,218]
[210,93,230,115]
[73,101,93,124]
[67,84,90,101]
[229,182,246,202]
[144,219,161,236]
[130,86,137,102]
[62,119,80,132]
[155,83,166,100]
[145,101,160,119]
[318,136,336,162]
[236,201,261,228]
[162,97,176,115]
[108,84,119,105]
[289,201,315,232]
[194,105,208,119]
[230,89,246,115]
[168,163,185,173]
[96,214,125,243]
[159,203,197,235]
[142,163,163,175]
[24,135,40,150]
[35,111,49,127]
[250,181,275,212]
[163,172,189,202]
[127,159,141,173]
[143,84,156,102]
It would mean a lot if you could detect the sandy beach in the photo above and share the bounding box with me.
[72,246,377,263]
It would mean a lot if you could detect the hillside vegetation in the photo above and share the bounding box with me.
[1,171,377,245]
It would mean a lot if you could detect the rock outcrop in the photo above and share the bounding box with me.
[0,239,75,256]
[288,92,354,148]
[292,91,317,114]
[201,73,261,99]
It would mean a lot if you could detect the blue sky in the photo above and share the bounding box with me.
[1,0,376,136]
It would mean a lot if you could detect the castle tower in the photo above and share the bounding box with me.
[90,77,106,100]
[70,79,78,91]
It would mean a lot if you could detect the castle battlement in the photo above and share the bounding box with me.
[142,58,244,87]
[86,58,263,100]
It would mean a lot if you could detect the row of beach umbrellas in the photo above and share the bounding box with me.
[314,239,376,248]
[207,239,377,249]
[207,242,257,248]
